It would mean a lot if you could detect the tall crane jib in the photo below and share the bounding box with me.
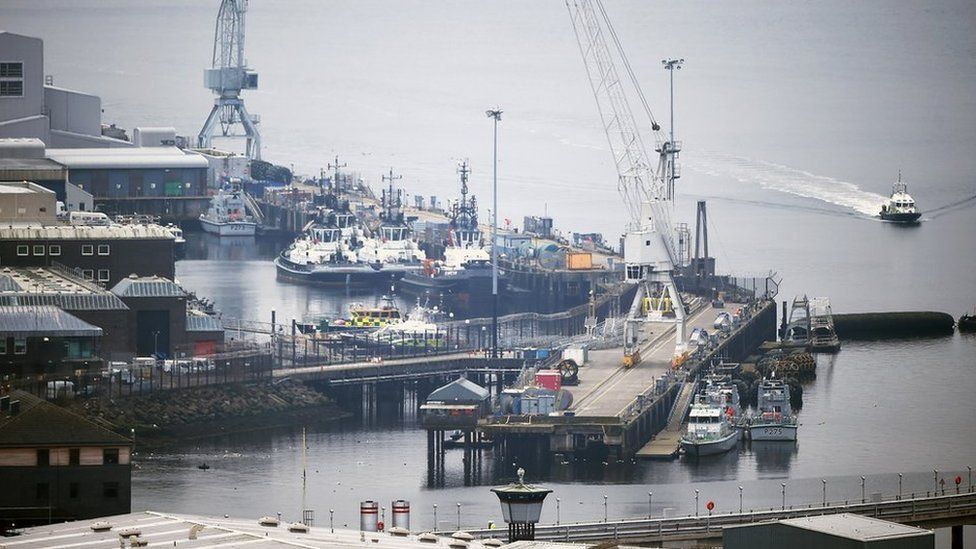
[566,0,687,359]
[198,0,262,160]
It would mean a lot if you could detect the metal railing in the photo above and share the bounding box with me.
[462,491,976,543]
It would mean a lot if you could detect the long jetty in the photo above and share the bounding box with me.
[479,299,777,459]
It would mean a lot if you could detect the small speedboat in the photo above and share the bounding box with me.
[197,463,211,470]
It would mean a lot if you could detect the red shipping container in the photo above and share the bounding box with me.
[535,370,562,392]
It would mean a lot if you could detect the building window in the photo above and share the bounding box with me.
[69,448,80,465]
[17,245,28,256]
[103,448,120,464]
[97,244,110,255]
[82,244,94,255]
[36,449,50,467]
[13,338,26,355]
[102,482,119,499]
[0,62,23,97]
[32,245,45,256]
[97,269,110,282]
[49,244,61,256]
[81,269,94,281]
[69,482,80,499]
[36,483,49,501]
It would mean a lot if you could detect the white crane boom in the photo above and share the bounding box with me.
[566,0,687,357]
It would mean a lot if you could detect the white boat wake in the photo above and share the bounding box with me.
[686,151,887,217]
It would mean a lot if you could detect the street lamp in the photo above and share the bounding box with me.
[738,486,743,513]
[556,498,560,525]
[861,476,866,503]
[781,483,786,511]
[822,479,827,507]
[898,473,903,500]
[433,504,438,531]
[694,489,700,517]
[456,503,461,530]
[603,494,608,523]
[647,492,652,519]
[330,509,334,533]
[485,108,502,359]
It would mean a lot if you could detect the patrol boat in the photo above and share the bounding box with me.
[879,172,922,223]
[747,378,798,441]
[397,161,497,318]
[200,183,258,236]
[680,393,740,457]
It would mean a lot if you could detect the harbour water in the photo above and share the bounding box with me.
[3,0,975,545]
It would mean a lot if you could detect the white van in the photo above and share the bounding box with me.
[68,211,113,226]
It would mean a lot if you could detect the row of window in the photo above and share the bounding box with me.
[79,269,111,282]
[0,62,23,98]
[0,338,27,355]
[35,481,120,500]
[15,244,110,256]
[36,448,120,466]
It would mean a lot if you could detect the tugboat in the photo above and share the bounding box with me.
[200,182,258,236]
[397,161,500,318]
[356,169,426,278]
[959,309,976,333]
[746,378,798,441]
[879,172,922,223]
[274,194,379,287]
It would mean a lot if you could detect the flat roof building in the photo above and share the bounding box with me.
[0,32,131,149]
[723,513,934,549]
[0,181,57,224]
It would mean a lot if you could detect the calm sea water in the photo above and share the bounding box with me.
[4,0,975,545]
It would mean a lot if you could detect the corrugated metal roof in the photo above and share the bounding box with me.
[187,314,223,332]
[111,275,186,298]
[0,274,22,291]
[0,223,174,240]
[0,293,128,311]
[0,305,102,336]
[45,146,209,170]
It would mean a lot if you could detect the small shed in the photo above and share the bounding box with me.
[420,377,490,430]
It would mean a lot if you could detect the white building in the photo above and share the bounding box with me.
[0,31,131,149]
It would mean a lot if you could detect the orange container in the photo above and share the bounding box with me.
[566,252,593,270]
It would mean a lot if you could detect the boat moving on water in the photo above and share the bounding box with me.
[879,172,922,223]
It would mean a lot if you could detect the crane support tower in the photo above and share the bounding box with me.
[198,0,262,160]
[566,0,687,363]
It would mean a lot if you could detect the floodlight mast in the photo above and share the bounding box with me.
[566,0,687,359]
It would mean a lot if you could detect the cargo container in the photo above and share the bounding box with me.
[566,251,593,270]
[535,370,562,392]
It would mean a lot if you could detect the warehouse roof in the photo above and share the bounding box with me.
[0,223,175,239]
[0,266,129,310]
[45,146,209,170]
[187,314,223,332]
[0,305,102,337]
[111,275,187,298]
[11,511,535,549]
[779,513,931,541]
[0,391,130,448]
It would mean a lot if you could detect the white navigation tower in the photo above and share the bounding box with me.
[198,0,262,160]
[566,0,687,362]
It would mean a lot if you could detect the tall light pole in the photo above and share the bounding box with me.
[486,108,502,359]
[661,58,684,200]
